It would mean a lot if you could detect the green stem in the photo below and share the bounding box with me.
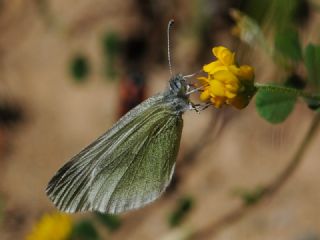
[254,83,320,102]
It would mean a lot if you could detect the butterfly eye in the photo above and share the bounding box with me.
[174,80,182,89]
[170,75,187,94]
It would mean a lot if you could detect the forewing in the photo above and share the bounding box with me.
[46,95,183,214]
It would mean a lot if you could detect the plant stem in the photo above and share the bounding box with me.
[255,83,320,102]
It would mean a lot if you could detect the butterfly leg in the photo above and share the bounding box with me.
[189,102,211,113]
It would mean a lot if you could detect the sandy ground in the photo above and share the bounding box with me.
[1,1,320,239]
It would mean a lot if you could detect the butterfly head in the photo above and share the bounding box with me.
[169,74,188,98]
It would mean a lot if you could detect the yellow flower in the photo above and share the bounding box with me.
[198,46,256,109]
[203,46,235,75]
[26,212,72,240]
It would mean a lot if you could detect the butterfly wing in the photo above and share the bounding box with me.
[46,94,183,214]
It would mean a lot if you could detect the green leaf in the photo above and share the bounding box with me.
[94,212,121,232]
[70,55,90,82]
[304,44,320,87]
[168,196,194,228]
[274,28,302,62]
[70,220,100,240]
[255,86,297,124]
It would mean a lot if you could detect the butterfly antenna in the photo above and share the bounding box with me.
[167,19,175,77]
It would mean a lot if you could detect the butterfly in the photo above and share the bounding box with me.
[45,20,204,214]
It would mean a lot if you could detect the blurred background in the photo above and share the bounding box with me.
[1,0,320,239]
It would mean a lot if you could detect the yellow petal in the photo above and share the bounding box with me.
[212,46,228,57]
[200,90,210,101]
[213,70,238,84]
[225,84,238,91]
[203,61,223,73]
[228,65,240,75]
[209,80,225,97]
[237,65,254,80]
[212,46,235,66]
[209,65,229,75]
[225,90,236,98]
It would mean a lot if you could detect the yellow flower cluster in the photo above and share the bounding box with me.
[198,46,255,109]
[26,212,72,240]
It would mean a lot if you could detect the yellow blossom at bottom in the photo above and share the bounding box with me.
[26,212,72,240]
